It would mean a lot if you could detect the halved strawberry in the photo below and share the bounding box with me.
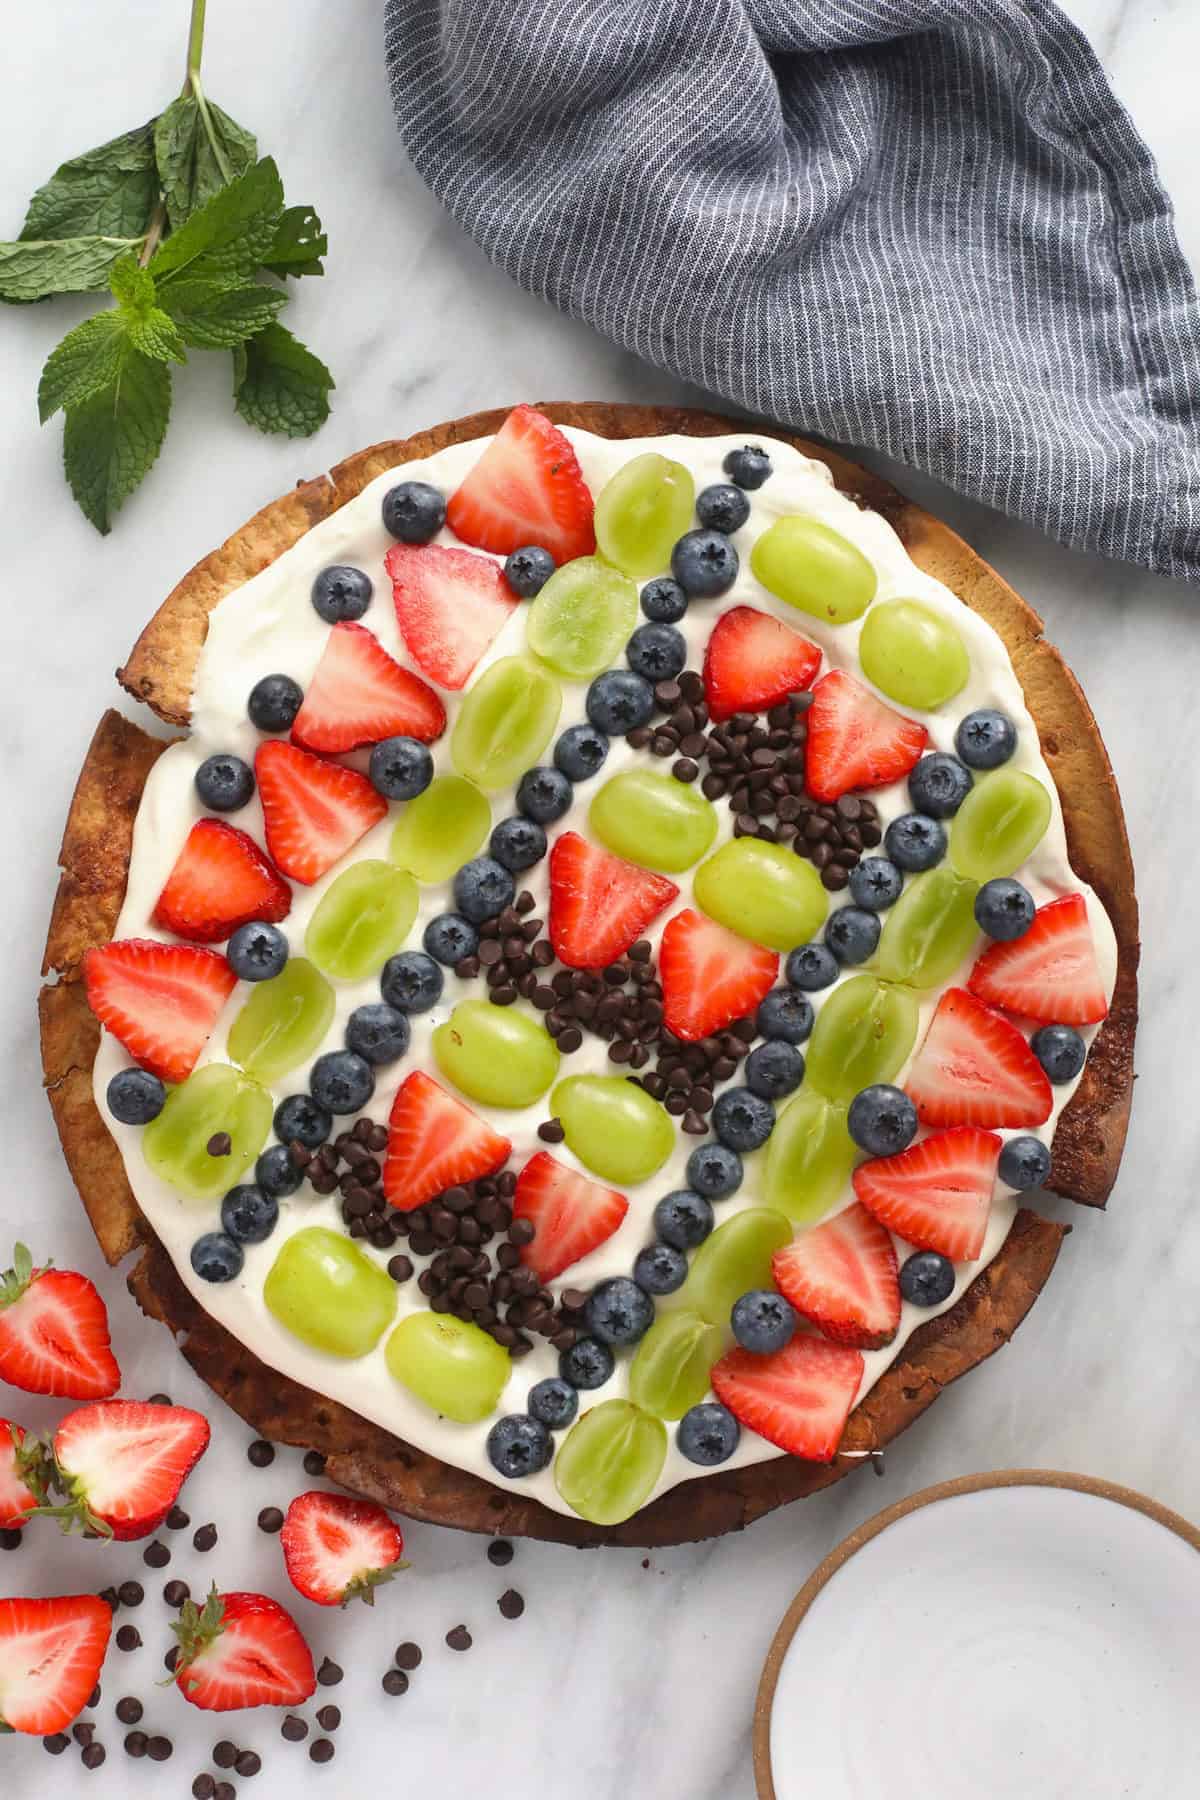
[805,669,927,803]
[0,1245,119,1400]
[548,832,678,969]
[280,1490,405,1608]
[0,1421,40,1529]
[45,1401,210,1540]
[82,938,236,1084]
[174,1587,315,1712]
[711,1334,864,1462]
[153,818,291,944]
[703,606,822,723]
[386,542,518,690]
[772,1203,901,1350]
[0,1595,112,1735]
[659,909,778,1042]
[512,1152,629,1282]
[384,1071,511,1212]
[905,987,1052,1129]
[969,893,1109,1026]
[853,1126,1001,1262]
[445,404,596,565]
[291,621,445,752]
[256,740,387,885]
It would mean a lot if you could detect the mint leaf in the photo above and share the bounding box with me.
[0,236,142,304]
[20,122,159,241]
[109,257,155,310]
[63,346,171,533]
[162,276,285,349]
[233,322,333,438]
[38,312,128,422]
[262,205,327,279]
[150,156,284,286]
[154,94,256,232]
[110,255,186,364]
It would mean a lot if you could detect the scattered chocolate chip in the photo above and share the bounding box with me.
[143,1540,170,1569]
[193,1523,218,1552]
[536,1117,565,1143]
[213,1740,239,1768]
[165,1506,190,1532]
[116,1697,143,1725]
[247,1439,275,1468]
[302,1450,327,1477]
[123,1730,148,1758]
[164,1579,190,1608]
[1,1526,24,1550]
[486,1538,514,1566]
[118,1580,144,1608]
[82,1742,107,1769]
[116,1625,142,1652]
[316,1658,343,1687]
[498,1588,525,1620]
[393,1639,423,1669]
[310,1738,335,1764]
[44,1732,70,1754]
[445,1624,472,1652]
[215,1785,237,1800]
[387,1253,414,1283]
[382,1668,409,1696]
[206,1133,232,1157]
[147,1735,173,1761]
[315,1705,340,1732]
[257,1506,284,1534]
[193,1776,217,1800]
[282,1714,308,1741]
[235,1749,262,1777]
[74,1721,96,1746]
[164,1646,180,1671]
[87,1682,102,1707]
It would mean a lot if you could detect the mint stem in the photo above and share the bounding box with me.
[185,0,208,88]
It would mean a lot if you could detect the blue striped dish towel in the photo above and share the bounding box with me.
[384,0,1200,583]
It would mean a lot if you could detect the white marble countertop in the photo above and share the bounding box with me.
[2,2,1196,1795]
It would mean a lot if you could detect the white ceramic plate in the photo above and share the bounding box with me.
[755,1472,1200,1800]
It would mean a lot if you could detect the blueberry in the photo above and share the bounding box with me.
[955,708,1017,770]
[899,1250,955,1307]
[677,1402,740,1466]
[489,816,547,872]
[671,528,739,598]
[309,1051,375,1116]
[974,878,1035,941]
[1031,1025,1086,1084]
[106,1068,166,1125]
[731,1288,796,1354]
[586,670,656,734]
[786,943,839,991]
[745,1040,805,1099]
[255,1144,304,1199]
[423,913,479,966]
[632,1243,688,1296]
[380,950,444,1013]
[825,905,881,965]
[311,564,372,624]
[696,483,751,534]
[345,1002,411,1065]
[585,1278,656,1348]
[190,1232,243,1283]
[559,1336,615,1390]
[756,988,815,1045]
[486,1415,552,1480]
[527,1378,578,1432]
[640,577,688,623]
[653,1189,714,1250]
[999,1134,1052,1190]
[626,622,687,682]
[849,857,904,911]
[722,444,772,490]
[908,753,972,819]
[274,1094,331,1149]
[503,545,555,598]
[369,736,433,801]
[226,922,289,982]
[713,1088,775,1152]
[517,765,573,824]
[220,1184,279,1246]
[195,753,254,813]
[247,674,303,733]
[453,856,515,924]
[554,723,610,782]
[685,1143,743,1199]
[847,1084,918,1156]
[381,480,446,544]
[884,813,947,873]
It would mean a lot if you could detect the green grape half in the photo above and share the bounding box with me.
[451,656,562,791]
[693,838,828,952]
[763,1087,858,1226]
[680,1208,793,1327]
[554,1400,668,1526]
[305,862,418,981]
[750,516,877,624]
[385,1312,511,1423]
[432,1000,559,1108]
[143,1063,272,1201]
[588,769,718,873]
[805,976,919,1104]
[263,1227,398,1358]
[876,866,981,988]
[552,1075,674,1185]
[226,958,336,1082]
[628,1310,725,1420]
[525,559,639,680]
[949,768,1052,882]
[858,599,970,709]
[593,453,696,579]
[389,775,490,884]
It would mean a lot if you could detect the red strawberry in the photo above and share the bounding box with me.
[280,1490,404,1608]
[711,1334,864,1462]
[512,1152,629,1282]
[0,1421,40,1529]
[153,818,291,944]
[384,1071,511,1212]
[256,740,387,885]
[0,1595,112,1735]
[46,1401,210,1540]
[659,909,778,1042]
[173,1587,315,1712]
[0,1245,119,1400]
[82,938,236,1084]
[968,893,1109,1026]
[386,542,519,690]
[446,404,596,565]
[702,606,822,723]
[548,832,678,969]
[771,1203,901,1350]
[905,987,1052,1129]
[853,1126,1001,1262]
[291,621,445,752]
[805,669,927,803]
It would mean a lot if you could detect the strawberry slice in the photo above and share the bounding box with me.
[0,1245,119,1400]
[82,938,236,1084]
[711,1334,864,1462]
[0,1595,112,1735]
[771,1203,901,1350]
[153,818,291,944]
[548,832,678,969]
[446,404,596,565]
[281,1490,405,1608]
[702,606,822,722]
[853,1126,1001,1262]
[968,892,1109,1026]
[386,542,518,691]
[660,909,778,1042]
[905,987,1052,1129]
[0,1421,39,1530]
[384,1071,511,1212]
[173,1588,315,1712]
[512,1152,629,1282]
[47,1401,210,1540]
[805,669,927,803]
[291,621,445,752]
[256,740,387,885]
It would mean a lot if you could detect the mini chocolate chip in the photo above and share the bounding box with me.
[282,1715,308,1742]
[193,1776,217,1800]
[213,1740,239,1768]
[44,1732,70,1754]
[445,1624,472,1651]
[235,1750,261,1777]
[123,1730,148,1757]
[317,1658,343,1687]
[537,1118,565,1143]
[215,1785,237,1800]
[310,1739,335,1764]
[143,1540,170,1569]
[382,1668,409,1696]
[82,1742,107,1769]
[388,1253,414,1283]
[497,1588,525,1619]
[393,1639,423,1669]
[164,1646,180,1671]
[118,1580,144,1607]
[116,1625,141,1652]
[164,1579,190,1608]
[193,1523,218,1552]
[257,1506,284,1534]
[147,1735,173,1762]
[116,1698,143,1725]
[166,1505,190,1530]
[315,1706,341,1732]
[247,1438,275,1468]
[0,1527,22,1550]
[303,1450,326,1476]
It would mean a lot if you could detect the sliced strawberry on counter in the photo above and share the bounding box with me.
[0,1245,119,1400]
[44,1401,210,1540]
[805,668,927,803]
[256,740,387,885]
[905,987,1052,1129]
[385,542,519,691]
[968,892,1109,1026]
[445,404,596,565]
[153,818,291,944]
[0,1595,112,1735]
[82,938,236,1084]
[173,1587,315,1711]
[659,909,778,1042]
[384,1071,512,1212]
[771,1203,901,1350]
[280,1490,405,1608]
[290,620,445,752]
[711,1334,864,1462]
[0,1421,40,1529]
[512,1152,629,1282]
[548,832,678,969]
[702,606,822,723]
[853,1126,1001,1262]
